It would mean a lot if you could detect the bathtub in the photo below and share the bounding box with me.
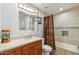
[55,41,79,54]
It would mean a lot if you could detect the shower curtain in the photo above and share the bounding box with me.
[44,15,56,50]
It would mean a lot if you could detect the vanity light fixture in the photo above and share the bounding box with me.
[18,4,23,8]
[38,3,42,5]
[59,8,63,11]
[18,4,37,15]
[19,8,37,15]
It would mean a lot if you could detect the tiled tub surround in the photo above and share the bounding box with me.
[0,37,43,53]
[54,28,79,45]
[54,6,79,54]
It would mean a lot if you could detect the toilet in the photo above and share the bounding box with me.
[42,38,52,55]
[42,44,52,55]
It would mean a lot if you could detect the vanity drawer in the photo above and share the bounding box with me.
[22,43,34,51]
[4,47,21,55]
[22,47,35,55]
[0,52,5,55]
[34,40,42,46]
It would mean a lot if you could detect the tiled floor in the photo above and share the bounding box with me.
[50,50,56,55]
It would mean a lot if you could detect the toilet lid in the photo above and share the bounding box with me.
[42,44,52,51]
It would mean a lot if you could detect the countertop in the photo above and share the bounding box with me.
[56,41,79,54]
[0,37,43,52]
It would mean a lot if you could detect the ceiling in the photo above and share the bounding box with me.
[31,3,79,16]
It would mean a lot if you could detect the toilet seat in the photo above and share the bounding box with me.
[42,44,52,52]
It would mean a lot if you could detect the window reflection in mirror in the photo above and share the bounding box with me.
[30,16,37,30]
[19,10,38,31]
[18,3,38,32]
[19,11,26,30]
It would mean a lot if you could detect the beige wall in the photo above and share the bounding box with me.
[54,6,79,45]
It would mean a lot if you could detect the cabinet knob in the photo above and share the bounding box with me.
[5,52,9,54]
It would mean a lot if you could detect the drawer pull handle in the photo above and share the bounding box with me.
[5,52,9,54]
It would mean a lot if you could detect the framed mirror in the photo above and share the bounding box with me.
[19,11,38,31]
[18,3,38,31]
[19,11,31,31]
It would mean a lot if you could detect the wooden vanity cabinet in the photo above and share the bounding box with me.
[0,40,42,55]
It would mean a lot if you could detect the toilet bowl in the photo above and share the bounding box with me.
[42,44,52,55]
[42,38,52,55]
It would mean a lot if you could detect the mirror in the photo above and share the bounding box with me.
[18,3,38,33]
[19,10,38,31]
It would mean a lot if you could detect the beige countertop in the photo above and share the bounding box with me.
[0,37,43,52]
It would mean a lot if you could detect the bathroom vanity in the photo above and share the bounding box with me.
[0,37,42,55]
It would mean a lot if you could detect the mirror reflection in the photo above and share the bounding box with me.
[19,10,38,31]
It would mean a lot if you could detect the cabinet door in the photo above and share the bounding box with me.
[4,47,21,55]
[35,47,42,55]
[34,40,42,55]
[21,40,42,55]
[21,42,36,55]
